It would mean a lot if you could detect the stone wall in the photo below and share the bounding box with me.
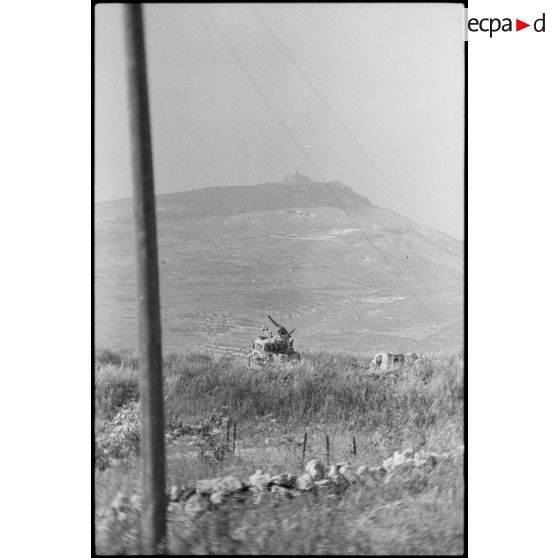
[107,446,464,519]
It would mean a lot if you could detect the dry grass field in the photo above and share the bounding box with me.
[94,349,464,555]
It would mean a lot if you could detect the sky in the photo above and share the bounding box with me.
[95,3,464,239]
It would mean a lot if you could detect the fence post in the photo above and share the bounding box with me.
[353,436,357,457]
[302,432,307,467]
[326,435,330,467]
[123,4,166,554]
[233,422,237,455]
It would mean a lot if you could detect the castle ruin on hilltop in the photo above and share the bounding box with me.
[282,167,315,185]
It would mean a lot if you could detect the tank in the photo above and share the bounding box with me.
[248,315,301,368]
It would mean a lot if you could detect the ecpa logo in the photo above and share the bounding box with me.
[468,13,546,38]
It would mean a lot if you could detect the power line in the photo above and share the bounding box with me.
[249,4,463,269]
[202,7,441,326]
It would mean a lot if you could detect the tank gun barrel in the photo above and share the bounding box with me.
[267,314,294,337]
[267,314,284,329]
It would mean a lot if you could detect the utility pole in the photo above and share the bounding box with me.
[123,4,166,553]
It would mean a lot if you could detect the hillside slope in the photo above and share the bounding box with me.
[95,177,463,355]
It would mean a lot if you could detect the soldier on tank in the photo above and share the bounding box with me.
[267,315,290,338]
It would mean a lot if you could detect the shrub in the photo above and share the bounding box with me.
[95,349,123,366]
[96,401,141,470]
[95,364,139,420]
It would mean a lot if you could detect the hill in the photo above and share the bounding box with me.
[95,175,463,355]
